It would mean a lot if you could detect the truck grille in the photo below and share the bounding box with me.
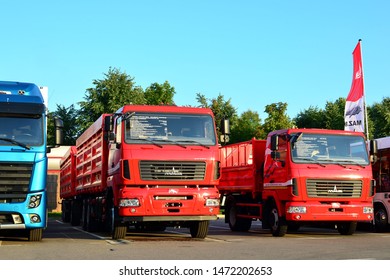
[139,161,206,181]
[306,179,362,198]
[0,163,32,203]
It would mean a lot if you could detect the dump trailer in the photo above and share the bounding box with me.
[0,81,63,241]
[372,136,390,232]
[219,128,375,236]
[60,105,221,239]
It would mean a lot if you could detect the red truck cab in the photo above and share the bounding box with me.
[219,128,375,236]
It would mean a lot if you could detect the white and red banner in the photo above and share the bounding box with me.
[344,40,365,132]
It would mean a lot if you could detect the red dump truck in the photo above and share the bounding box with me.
[60,105,221,239]
[219,128,376,236]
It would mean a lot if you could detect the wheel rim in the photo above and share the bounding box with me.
[375,208,387,225]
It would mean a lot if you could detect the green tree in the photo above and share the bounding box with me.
[323,97,345,130]
[262,102,294,136]
[294,106,325,129]
[78,67,145,131]
[196,93,237,141]
[230,110,263,143]
[47,104,80,146]
[368,97,390,138]
[145,81,176,105]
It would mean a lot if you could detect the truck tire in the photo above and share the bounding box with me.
[61,200,70,223]
[190,221,209,239]
[337,221,357,235]
[112,224,127,240]
[83,200,99,232]
[227,203,252,232]
[28,228,43,241]
[374,206,388,232]
[70,200,82,226]
[269,207,287,237]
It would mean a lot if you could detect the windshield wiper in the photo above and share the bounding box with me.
[318,159,348,168]
[337,159,366,168]
[0,137,31,150]
[157,139,187,149]
[179,140,210,149]
[296,157,326,167]
[132,138,163,148]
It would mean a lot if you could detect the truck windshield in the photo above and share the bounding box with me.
[0,114,44,147]
[290,133,369,166]
[124,112,216,146]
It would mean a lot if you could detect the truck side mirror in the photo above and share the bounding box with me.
[271,134,279,151]
[104,115,112,132]
[271,151,280,160]
[54,118,63,146]
[104,115,115,141]
[220,119,230,144]
[221,119,230,135]
[370,139,378,163]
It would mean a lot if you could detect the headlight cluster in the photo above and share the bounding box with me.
[28,194,42,209]
[287,206,307,214]
[205,198,220,207]
[119,198,140,207]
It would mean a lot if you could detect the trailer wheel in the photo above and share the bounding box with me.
[70,200,82,226]
[269,206,287,237]
[190,221,209,239]
[61,200,71,223]
[227,202,252,232]
[337,221,357,235]
[374,206,388,232]
[27,228,43,242]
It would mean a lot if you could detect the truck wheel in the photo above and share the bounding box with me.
[83,199,99,232]
[227,202,252,232]
[28,228,43,241]
[70,200,82,226]
[337,222,357,235]
[61,200,70,223]
[269,207,287,237]
[374,206,388,232]
[112,224,127,240]
[190,221,209,239]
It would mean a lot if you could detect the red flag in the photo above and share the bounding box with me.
[344,40,365,132]
[346,41,364,102]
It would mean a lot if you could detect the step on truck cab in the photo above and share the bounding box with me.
[219,128,376,236]
[60,105,221,239]
[0,81,63,241]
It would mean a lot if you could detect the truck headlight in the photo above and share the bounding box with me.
[287,206,307,214]
[119,198,140,207]
[28,194,42,209]
[205,198,220,207]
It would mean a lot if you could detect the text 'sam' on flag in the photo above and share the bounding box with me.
[344,40,365,132]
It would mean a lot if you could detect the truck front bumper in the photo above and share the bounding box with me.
[121,215,218,222]
[285,201,374,222]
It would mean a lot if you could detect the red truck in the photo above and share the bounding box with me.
[60,105,221,239]
[372,136,390,232]
[218,128,376,236]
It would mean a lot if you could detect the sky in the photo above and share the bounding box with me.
[1,0,389,120]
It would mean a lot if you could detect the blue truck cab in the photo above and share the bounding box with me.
[0,81,63,241]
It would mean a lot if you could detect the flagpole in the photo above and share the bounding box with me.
[359,39,370,140]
